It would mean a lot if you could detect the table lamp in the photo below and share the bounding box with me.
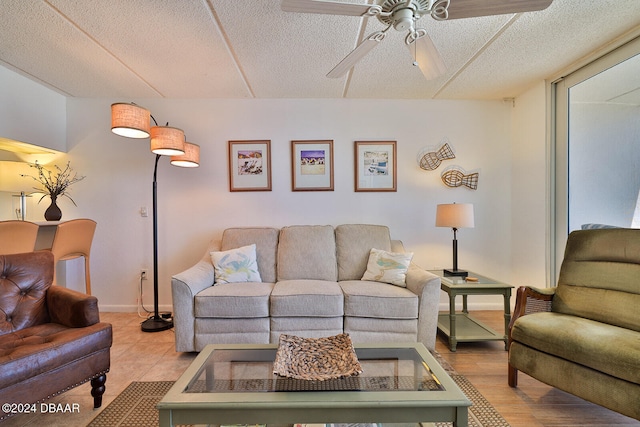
[436,203,474,277]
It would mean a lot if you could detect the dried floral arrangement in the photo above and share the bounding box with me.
[22,161,86,205]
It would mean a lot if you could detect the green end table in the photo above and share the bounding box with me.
[429,270,514,352]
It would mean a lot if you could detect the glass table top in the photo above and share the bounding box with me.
[185,346,446,393]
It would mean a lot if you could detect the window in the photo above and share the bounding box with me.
[552,36,640,283]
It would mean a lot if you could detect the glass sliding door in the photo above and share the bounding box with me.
[553,37,640,283]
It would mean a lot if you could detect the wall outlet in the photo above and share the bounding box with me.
[140,269,148,280]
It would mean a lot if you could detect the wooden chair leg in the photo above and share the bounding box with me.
[91,374,106,408]
[508,363,518,387]
[84,256,92,295]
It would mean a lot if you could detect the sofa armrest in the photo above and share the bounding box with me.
[405,264,441,351]
[171,258,215,352]
[508,285,555,344]
[47,286,100,327]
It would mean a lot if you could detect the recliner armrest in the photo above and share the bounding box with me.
[46,286,100,327]
[508,285,555,345]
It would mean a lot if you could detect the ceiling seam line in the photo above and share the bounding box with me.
[43,0,165,97]
[433,13,522,99]
[204,0,255,98]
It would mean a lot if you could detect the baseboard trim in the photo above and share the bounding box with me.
[99,304,173,313]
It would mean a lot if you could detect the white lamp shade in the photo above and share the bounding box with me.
[150,126,185,156]
[111,103,151,139]
[170,142,200,167]
[436,203,475,228]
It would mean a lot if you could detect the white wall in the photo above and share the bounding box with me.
[0,66,66,153]
[509,82,549,288]
[1,63,555,313]
[63,97,516,312]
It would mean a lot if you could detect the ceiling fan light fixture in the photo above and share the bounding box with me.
[282,0,552,81]
[393,8,415,31]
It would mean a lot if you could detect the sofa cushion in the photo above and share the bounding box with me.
[553,284,640,333]
[211,244,262,284]
[277,225,337,281]
[511,311,640,384]
[336,224,392,281]
[270,280,343,317]
[270,317,343,342]
[361,248,413,287]
[195,282,274,318]
[554,229,640,332]
[340,280,418,319]
[0,322,112,389]
[344,317,418,342]
[221,227,279,283]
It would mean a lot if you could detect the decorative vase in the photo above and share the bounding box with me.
[44,195,62,221]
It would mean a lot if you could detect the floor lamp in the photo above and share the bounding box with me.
[436,203,474,277]
[111,103,200,332]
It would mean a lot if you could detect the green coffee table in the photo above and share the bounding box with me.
[430,270,514,352]
[158,342,471,427]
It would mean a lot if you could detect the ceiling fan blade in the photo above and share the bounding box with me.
[444,0,553,20]
[327,31,385,78]
[408,33,446,80]
[281,0,379,16]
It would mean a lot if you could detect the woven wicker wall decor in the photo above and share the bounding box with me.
[418,138,456,171]
[441,166,479,190]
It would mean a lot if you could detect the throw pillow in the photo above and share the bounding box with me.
[211,244,262,284]
[361,248,413,287]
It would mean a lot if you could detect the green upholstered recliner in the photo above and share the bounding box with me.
[508,228,640,420]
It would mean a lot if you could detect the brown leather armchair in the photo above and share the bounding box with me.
[0,251,112,421]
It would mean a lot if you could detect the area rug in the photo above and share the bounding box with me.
[88,355,510,427]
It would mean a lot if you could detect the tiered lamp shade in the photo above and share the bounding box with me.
[150,126,185,156]
[170,142,200,168]
[111,103,151,138]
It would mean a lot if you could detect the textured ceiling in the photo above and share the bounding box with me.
[0,0,639,100]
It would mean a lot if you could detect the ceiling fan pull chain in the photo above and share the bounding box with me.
[431,0,450,21]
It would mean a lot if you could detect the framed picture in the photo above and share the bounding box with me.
[228,140,272,192]
[354,141,397,192]
[291,140,334,191]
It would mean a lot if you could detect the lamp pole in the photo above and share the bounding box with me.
[451,227,458,271]
[141,154,173,332]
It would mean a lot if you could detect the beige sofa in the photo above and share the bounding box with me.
[172,224,441,352]
[508,228,640,420]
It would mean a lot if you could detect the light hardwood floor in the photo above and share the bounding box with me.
[3,311,639,426]
[434,311,639,427]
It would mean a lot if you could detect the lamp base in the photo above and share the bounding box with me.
[141,316,173,333]
[444,268,468,277]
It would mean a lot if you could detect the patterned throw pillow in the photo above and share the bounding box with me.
[211,244,262,284]
[361,248,413,287]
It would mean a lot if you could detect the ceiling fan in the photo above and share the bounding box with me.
[281,0,553,80]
